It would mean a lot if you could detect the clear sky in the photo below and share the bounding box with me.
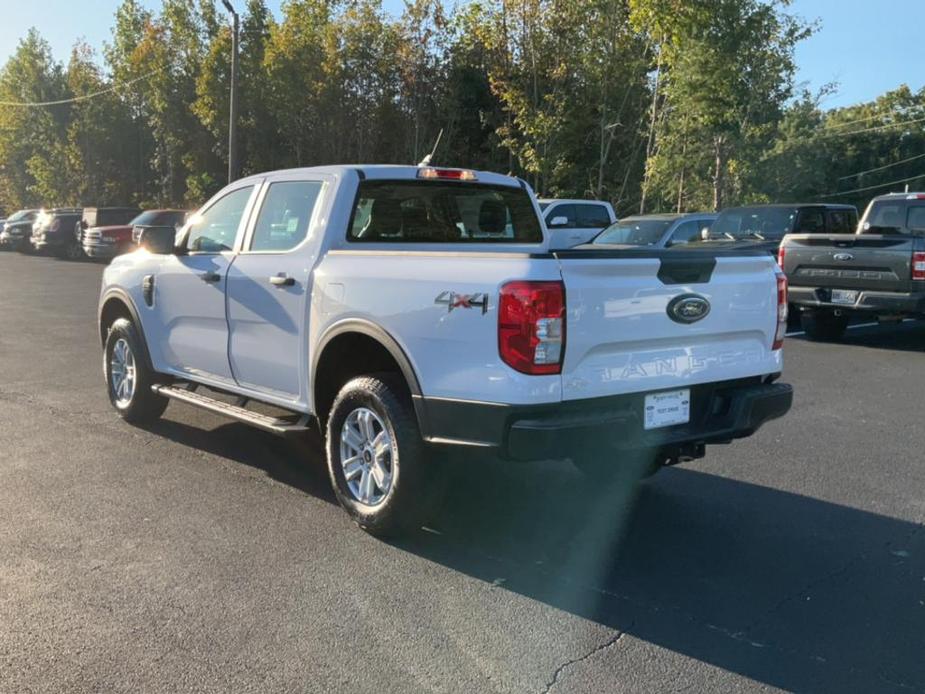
[0,0,920,110]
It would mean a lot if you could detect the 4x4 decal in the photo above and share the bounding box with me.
[434,291,489,314]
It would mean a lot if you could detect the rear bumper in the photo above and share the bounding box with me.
[789,285,925,314]
[82,242,124,258]
[31,233,67,250]
[0,231,27,247]
[418,377,793,461]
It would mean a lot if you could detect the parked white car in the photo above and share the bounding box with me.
[538,198,617,248]
[98,165,792,536]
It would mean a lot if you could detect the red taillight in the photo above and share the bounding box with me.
[772,273,788,351]
[498,281,565,375]
[777,245,785,269]
[913,252,925,281]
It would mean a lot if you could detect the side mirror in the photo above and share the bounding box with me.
[700,227,711,241]
[548,215,569,228]
[138,226,178,254]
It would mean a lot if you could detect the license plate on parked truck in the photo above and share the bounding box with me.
[831,289,858,304]
[644,389,691,430]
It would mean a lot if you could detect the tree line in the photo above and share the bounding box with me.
[0,0,923,217]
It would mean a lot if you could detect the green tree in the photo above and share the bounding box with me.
[631,0,812,211]
[0,29,69,209]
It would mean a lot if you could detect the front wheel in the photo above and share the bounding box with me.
[104,318,168,424]
[64,239,85,260]
[325,374,436,537]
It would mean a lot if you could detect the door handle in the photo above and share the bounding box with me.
[269,275,296,287]
[200,271,221,283]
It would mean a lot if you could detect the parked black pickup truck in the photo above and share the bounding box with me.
[779,193,925,340]
[707,203,858,255]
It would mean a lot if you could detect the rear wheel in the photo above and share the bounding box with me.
[325,374,436,537]
[64,239,84,260]
[103,318,168,424]
[801,310,849,341]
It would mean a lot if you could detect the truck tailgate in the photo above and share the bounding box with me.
[555,249,782,400]
[784,233,914,292]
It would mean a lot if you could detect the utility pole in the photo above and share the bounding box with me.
[221,0,239,183]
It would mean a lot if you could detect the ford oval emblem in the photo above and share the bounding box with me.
[833,252,854,261]
[667,294,711,324]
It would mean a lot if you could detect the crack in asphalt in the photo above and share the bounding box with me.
[539,627,630,694]
[4,383,924,691]
[453,542,925,692]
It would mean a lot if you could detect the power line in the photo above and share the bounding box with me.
[818,172,925,199]
[837,151,925,181]
[819,115,925,139]
[764,115,925,160]
[0,69,161,107]
[825,105,917,131]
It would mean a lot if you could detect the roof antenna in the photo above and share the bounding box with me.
[417,128,444,167]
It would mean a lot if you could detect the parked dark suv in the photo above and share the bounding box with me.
[72,207,141,260]
[707,203,858,255]
[30,209,84,257]
[0,209,40,251]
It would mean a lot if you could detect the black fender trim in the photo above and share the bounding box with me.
[312,319,428,434]
[98,288,155,372]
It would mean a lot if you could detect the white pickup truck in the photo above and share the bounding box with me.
[98,165,792,535]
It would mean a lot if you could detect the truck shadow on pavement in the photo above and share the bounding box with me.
[402,461,925,693]
[140,418,337,505]
[139,414,924,692]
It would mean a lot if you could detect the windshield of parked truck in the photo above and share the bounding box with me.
[349,180,543,243]
[711,207,796,241]
[862,200,925,235]
[592,218,673,246]
[7,210,34,222]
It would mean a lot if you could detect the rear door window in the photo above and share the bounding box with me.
[545,204,577,229]
[576,204,611,229]
[250,180,324,252]
[349,180,542,243]
[826,209,853,234]
[795,208,825,233]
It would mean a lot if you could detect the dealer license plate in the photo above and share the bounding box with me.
[831,289,858,305]
[644,389,691,430]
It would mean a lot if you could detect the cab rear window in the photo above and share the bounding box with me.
[348,180,542,243]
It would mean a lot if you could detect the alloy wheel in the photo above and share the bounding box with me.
[339,407,394,506]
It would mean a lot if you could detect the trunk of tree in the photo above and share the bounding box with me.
[675,141,687,212]
[712,136,725,212]
[639,44,662,215]
[676,168,685,213]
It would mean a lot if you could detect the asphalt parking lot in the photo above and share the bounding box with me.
[1,251,924,694]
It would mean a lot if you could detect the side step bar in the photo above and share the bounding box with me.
[152,384,312,437]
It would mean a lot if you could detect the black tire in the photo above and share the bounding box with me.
[64,239,84,261]
[325,374,436,537]
[801,310,848,341]
[103,317,168,424]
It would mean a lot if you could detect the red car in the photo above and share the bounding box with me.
[82,209,188,260]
